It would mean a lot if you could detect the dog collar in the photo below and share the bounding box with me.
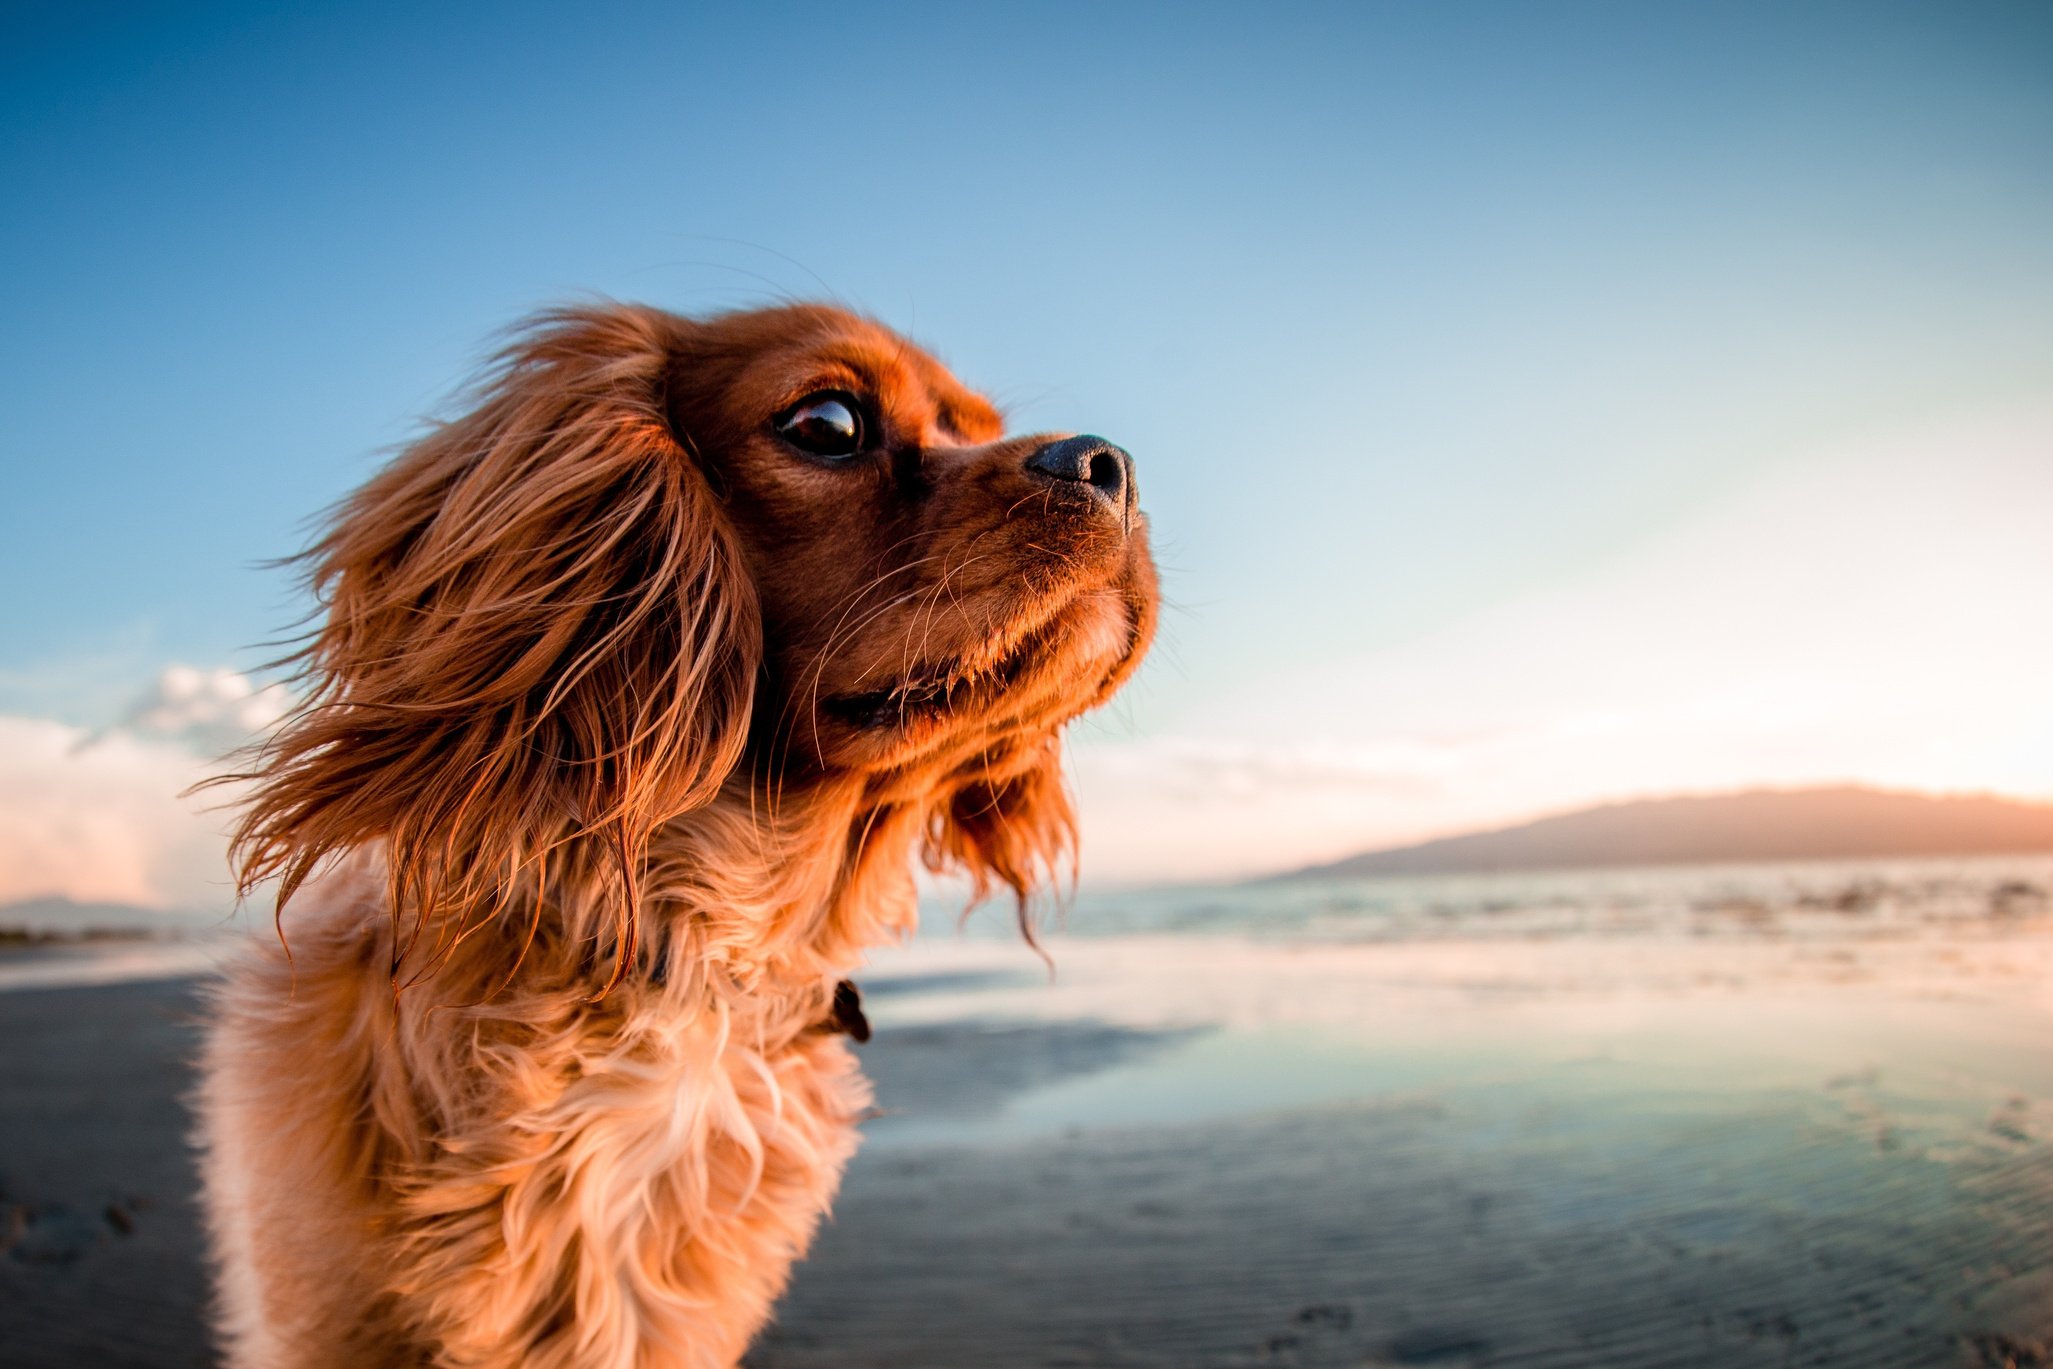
[821,979,870,1042]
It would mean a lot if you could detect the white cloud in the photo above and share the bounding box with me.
[0,666,284,910]
[0,715,240,909]
[95,664,294,758]
[1069,405,2053,885]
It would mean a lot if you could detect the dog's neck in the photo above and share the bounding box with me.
[636,772,922,1001]
[350,771,925,1028]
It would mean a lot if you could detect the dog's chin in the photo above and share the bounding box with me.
[811,593,1138,772]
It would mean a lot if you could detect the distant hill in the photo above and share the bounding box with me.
[0,896,226,937]
[1265,786,2053,882]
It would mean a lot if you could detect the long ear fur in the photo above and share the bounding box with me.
[225,305,759,985]
[920,735,1078,937]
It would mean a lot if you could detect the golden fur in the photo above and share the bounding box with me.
[195,303,1157,1367]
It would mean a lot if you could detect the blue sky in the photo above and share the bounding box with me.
[4,2,2052,899]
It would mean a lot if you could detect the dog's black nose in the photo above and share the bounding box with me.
[1024,435,1132,507]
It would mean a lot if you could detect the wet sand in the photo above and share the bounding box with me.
[4,921,2053,1368]
[749,931,2053,1368]
[0,977,215,1367]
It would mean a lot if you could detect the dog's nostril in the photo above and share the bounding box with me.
[1086,450,1125,494]
[1025,435,1132,505]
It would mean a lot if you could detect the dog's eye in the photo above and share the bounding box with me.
[775,393,866,459]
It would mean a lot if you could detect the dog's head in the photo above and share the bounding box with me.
[231,303,1156,961]
[669,305,1152,776]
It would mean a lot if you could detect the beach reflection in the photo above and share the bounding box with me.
[753,859,2053,1365]
[867,859,2053,1154]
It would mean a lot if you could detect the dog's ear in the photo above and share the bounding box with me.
[920,736,1078,934]
[227,306,760,980]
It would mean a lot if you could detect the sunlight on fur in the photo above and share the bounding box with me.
[194,303,1158,1368]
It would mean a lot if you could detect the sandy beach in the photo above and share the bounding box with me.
[5,860,2053,1367]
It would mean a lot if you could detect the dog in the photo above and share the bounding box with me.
[194,302,1158,1368]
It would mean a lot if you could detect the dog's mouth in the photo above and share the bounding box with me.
[822,632,1044,731]
[813,559,1150,740]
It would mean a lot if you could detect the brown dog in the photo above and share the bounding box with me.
[195,303,1157,1367]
